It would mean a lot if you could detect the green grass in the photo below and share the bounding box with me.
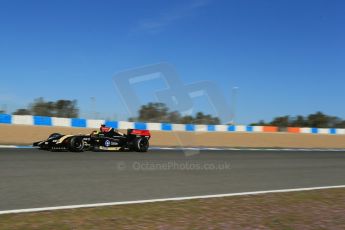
[1,188,345,229]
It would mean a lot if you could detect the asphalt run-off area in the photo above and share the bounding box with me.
[1,148,345,212]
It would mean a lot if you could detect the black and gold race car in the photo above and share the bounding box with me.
[33,126,151,152]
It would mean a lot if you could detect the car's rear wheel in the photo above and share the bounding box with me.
[69,137,84,152]
[134,137,149,152]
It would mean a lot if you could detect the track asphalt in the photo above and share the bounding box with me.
[1,148,345,211]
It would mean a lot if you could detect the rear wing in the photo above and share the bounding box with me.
[127,129,151,137]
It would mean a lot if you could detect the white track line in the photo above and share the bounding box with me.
[1,185,345,215]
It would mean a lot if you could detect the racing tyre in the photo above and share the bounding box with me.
[69,137,85,152]
[48,133,62,139]
[134,137,149,152]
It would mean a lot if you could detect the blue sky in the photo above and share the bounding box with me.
[0,0,344,124]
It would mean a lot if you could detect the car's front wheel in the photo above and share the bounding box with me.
[69,137,85,152]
